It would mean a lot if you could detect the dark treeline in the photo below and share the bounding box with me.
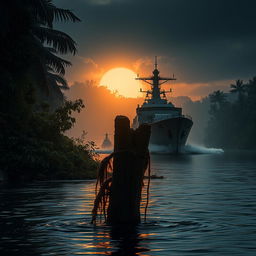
[183,78,256,149]
[0,1,98,182]
[182,97,210,145]
[204,78,256,149]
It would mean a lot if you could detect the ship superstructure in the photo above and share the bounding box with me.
[132,57,193,153]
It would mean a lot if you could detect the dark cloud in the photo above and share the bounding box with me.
[54,0,256,84]
[189,83,230,97]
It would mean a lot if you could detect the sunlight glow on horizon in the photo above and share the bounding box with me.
[99,67,141,98]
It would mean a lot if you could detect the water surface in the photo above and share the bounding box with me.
[1,151,256,255]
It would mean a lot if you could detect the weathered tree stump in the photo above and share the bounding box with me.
[107,115,151,225]
[92,115,151,225]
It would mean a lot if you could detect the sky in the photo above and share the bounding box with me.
[54,0,256,99]
[65,82,195,145]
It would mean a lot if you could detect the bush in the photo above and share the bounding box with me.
[0,100,99,182]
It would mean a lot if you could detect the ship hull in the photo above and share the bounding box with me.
[149,117,193,153]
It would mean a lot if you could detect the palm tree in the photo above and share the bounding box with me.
[230,79,245,105]
[1,0,80,93]
[209,90,227,106]
[246,77,256,96]
[244,77,256,112]
[32,0,80,93]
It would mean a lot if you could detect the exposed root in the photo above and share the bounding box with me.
[92,153,114,224]
[144,152,151,222]
[91,177,112,224]
[95,153,113,195]
[91,151,151,224]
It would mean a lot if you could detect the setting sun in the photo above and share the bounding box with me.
[100,67,141,98]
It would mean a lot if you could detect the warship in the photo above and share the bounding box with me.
[132,57,193,153]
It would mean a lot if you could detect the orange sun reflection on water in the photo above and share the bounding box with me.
[71,182,156,255]
[74,232,154,256]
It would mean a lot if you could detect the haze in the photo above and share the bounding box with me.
[54,0,256,144]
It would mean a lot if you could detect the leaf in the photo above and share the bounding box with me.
[33,26,77,55]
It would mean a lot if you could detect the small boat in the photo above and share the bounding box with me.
[101,133,112,149]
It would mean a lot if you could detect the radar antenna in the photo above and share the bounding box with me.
[136,56,176,102]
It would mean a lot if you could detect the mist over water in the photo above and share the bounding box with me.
[183,144,224,154]
[149,144,224,154]
[96,144,224,155]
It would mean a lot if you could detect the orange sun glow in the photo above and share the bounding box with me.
[100,68,141,98]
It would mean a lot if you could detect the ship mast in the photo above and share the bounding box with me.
[136,56,176,103]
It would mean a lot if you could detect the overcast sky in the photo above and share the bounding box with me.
[54,0,256,97]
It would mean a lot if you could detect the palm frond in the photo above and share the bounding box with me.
[230,80,245,93]
[46,65,55,72]
[44,50,71,75]
[52,8,81,23]
[33,26,77,55]
[44,46,57,53]
[29,0,80,27]
[47,72,69,89]
[31,36,71,75]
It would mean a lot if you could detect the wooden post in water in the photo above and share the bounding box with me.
[107,115,151,225]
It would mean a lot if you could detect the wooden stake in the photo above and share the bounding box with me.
[107,116,151,225]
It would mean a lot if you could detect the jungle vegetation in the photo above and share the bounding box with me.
[0,0,98,182]
[204,78,256,149]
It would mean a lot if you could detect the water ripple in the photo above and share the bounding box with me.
[1,152,256,255]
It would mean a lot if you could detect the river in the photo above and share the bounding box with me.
[1,151,256,255]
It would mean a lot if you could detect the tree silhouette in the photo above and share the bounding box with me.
[1,0,80,93]
[0,1,99,182]
[230,79,245,106]
[205,76,256,149]
[209,90,227,106]
[246,77,256,97]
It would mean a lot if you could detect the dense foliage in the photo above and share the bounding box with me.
[0,1,98,182]
[1,100,98,182]
[204,77,256,149]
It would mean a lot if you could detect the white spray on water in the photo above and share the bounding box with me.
[183,144,224,154]
[149,144,224,154]
[96,145,224,155]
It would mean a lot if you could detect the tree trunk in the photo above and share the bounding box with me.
[107,115,151,225]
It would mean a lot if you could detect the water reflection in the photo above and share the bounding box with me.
[1,152,256,255]
[109,225,150,256]
[69,224,153,255]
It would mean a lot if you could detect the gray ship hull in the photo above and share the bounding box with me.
[150,116,193,153]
